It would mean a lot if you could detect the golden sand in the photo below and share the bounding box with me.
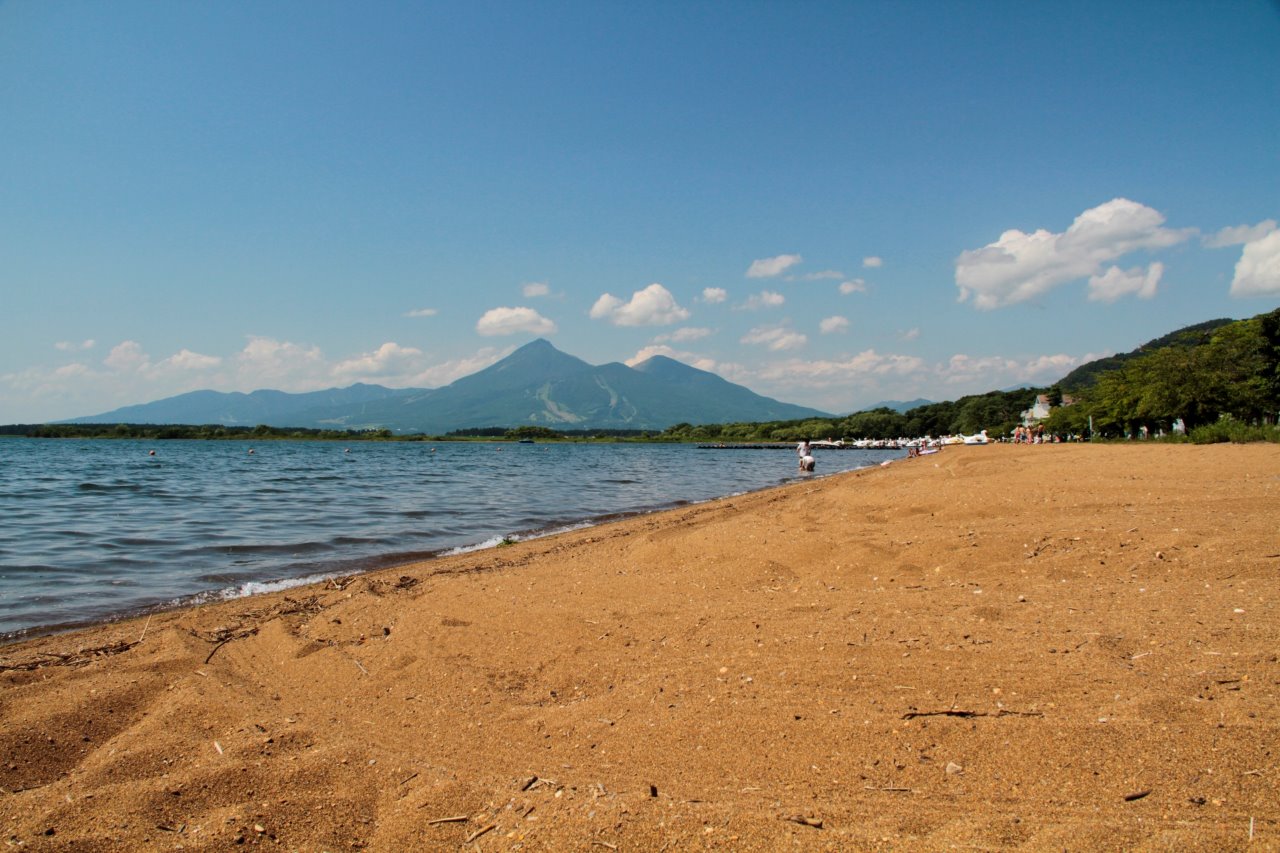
[2,443,1277,851]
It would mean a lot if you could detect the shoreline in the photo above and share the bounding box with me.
[3,440,878,643]
[2,444,1277,849]
[0,456,870,646]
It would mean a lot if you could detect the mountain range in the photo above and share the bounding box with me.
[69,339,830,433]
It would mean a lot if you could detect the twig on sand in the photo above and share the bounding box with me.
[425,815,469,824]
[865,786,912,793]
[464,823,497,843]
[901,708,1043,720]
[204,638,232,665]
[139,615,153,643]
[0,639,140,672]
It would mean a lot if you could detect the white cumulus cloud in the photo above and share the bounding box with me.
[158,349,222,372]
[955,198,1193,309]
[1230,229,1280,297]
[701,287,728,304]
[738,290,785,311]
[333,342,426,380]
[1087,262,1163,303]
[741,325,807,351]
[589,283,689,326]
[104,341,149,372]
[746,254,802,278]
[755,350,926,387]
[819,316,849,335]
[862,256,883,268]
[476,306,558,336]
[940,352,1083,387]
[235,337,328,389]
[408,347,511,388]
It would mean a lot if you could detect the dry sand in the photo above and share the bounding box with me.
[2,443,1278,851]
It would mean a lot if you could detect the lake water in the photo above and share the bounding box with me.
[0,439,892,640]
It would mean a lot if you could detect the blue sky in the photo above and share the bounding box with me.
[3,1,1278,422]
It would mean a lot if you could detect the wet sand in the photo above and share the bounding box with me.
[2,443,1278,851]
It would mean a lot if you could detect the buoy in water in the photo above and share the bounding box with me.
[148,450,156,456]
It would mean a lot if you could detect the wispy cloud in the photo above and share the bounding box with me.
[746,254,802,278]
[819,316,849,334]
[405,307,438,318]
[862,256,883,268]
[55,339,96,352]
[654,327,712,343]
[1203,219,1276,248]
[700,287,727,304]
[522,281,550,298]
[839,279,867,294]
[737,290,785,311]
[741,324,807,351]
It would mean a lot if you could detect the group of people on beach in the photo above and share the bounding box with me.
[1012,424,1045,443]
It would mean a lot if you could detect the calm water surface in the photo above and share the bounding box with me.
[0,438,889,639]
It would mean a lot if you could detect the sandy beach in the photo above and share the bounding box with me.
[2,443,1277,851]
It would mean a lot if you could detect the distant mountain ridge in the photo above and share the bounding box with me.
[69,339,830,433]
[860,398,933,414]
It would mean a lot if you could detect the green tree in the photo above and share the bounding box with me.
[505,425,561,440]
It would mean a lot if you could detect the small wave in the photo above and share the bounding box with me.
[177,571,348,607]
[441,519,599,556]
[443,535,514,556]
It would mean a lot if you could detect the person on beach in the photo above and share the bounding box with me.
[797,439,815,472]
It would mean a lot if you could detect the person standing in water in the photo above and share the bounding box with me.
[797,439,815,472]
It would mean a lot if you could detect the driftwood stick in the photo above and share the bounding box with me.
[204,638,232,665]
[464,823,497,843]
[425,815,469,825]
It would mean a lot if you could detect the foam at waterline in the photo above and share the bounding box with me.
[442,520,597,556]
[184,571,348,606]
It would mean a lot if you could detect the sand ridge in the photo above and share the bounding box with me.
[2,443,1278,850]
